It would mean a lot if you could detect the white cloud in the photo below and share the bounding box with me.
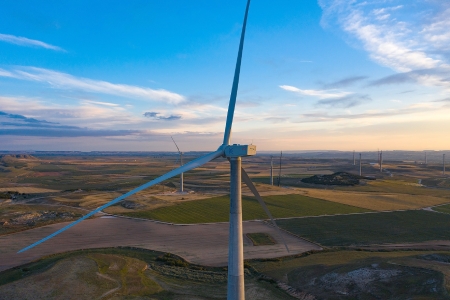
[0,67,185,104]
[0,68,16,78]
[319,1,450,88]
[343,9,440,72]
[298,101,447,123]
[279,85,352,99]
[82,100,120,107]
[0,33,65,51]
[421,7,450,50]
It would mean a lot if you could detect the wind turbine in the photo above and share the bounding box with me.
[171,136,184,193]
[379,150,383,173]
[270,156,274,185]
[18,1,288,299]
[277,151,282,187]
[444,153,446,175]
[359,153,362,176]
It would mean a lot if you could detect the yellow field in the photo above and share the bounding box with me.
[301,188,450,211]
[0,187,60,193]
[51,192,122,209]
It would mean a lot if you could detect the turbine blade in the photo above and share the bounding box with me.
[222,0,251,146]
[18,149,223,253]
[241,167,289,253]
[171,136,181,154]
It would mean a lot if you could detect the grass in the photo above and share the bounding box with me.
[302,188,450,211]
[0,256,113,299]
[277,210,450,247]
[122,194,370,224]
[434,204,450,214]
[0,247,293,299]
[335,179,450,198]
[0,247,165,287]
[422,177,450,188]
[0,249,165,299]
[88,253,163,296]
[246,233,276,246]
[0,187,59,193]
[250,250,450,299]
[251,250,450,288]
[282,253,448,299]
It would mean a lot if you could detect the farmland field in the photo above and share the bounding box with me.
[434,204,450,214]
[120,194,370,224]
[301,188,450,211]
[277,210,450,247]
[246,233,276,246]
[1,151,450,299]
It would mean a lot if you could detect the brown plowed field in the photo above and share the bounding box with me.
[0,216,321,272]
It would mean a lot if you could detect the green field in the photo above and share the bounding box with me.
[122,194,370,224]
[246,233,276,246]
[277,210,450,246]
[434,204,450,214]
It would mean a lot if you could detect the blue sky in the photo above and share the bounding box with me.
[1,0,449,151]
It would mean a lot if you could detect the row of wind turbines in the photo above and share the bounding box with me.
[171,135,284,193]
[353,150,447,176]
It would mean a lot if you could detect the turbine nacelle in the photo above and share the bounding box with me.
[224,144,256,158]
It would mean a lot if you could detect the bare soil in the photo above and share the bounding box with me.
[0,217,321,272]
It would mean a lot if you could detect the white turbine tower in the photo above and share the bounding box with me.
[444,153,446,176]
[269,156,272,185]
[359,153,362,176]
[379,150,383,173]
[171,136,184,193]
[277,151,282,187]
[18,1,288,299]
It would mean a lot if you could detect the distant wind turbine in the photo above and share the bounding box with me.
[444,154,446,175]
[359,153,362,176]
[18,1,288,299]
[277,151,282,187]
[270,156,274,185]
[171,136,184,193]
[379,150,383,173]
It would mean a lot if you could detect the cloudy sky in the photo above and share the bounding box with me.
[1,0,449,151]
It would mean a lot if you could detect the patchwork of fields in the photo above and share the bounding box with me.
[1,153,450,299]
[120,194,370,224]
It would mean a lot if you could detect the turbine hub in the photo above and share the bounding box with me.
[224,144,256,158]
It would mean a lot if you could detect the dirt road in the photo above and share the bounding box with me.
[0,216,321,272]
